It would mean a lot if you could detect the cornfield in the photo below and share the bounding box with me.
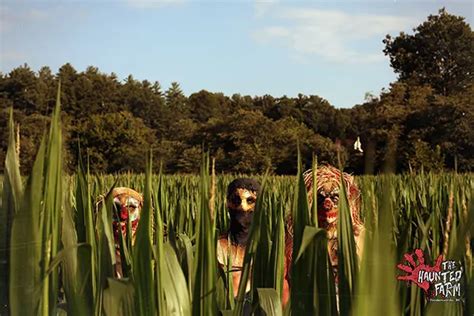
[1,89,472,315]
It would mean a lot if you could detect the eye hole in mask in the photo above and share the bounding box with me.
[318,189,340,205]
[113,197,140,222]
[231,194,241,206]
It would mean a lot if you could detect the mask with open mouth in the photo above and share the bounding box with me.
[303,166,362,233]
[302,165,364,273]
[317,183,340,231]
[110,187,143,246]
[226,179,260,246]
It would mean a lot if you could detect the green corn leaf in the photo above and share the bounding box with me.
[103,278,135,316]
[336,165,358,315]
[161,243,191,315]
[255,288,282,316]
[192,152,217,316]
[1,109,23,315]
[60,187,93,315]
[133,151,156,315]
[9,135,46,316]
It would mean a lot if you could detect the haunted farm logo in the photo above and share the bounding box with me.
[397,249,464,302]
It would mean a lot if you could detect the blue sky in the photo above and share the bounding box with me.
[1,0,472,108]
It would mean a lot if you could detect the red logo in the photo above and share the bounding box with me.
[397,249,464,302]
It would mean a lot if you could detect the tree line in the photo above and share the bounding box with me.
[0,9,472,174]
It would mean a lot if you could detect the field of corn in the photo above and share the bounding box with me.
[1,90,473,315]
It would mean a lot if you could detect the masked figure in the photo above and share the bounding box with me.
[216,179,260,298]
[111,187,143,245]
[302,165,364,280]
[217,178,292,307]
[97,187,143,278]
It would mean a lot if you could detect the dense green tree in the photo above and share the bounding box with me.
[223,109,277,173]
[230,94,254,111]
[384,8,473,95]
[165,82,187,110]
[0,109,52,174]
[402,86,474,171]
[121,76,167,135]
[299,95,338,138]
[188,90,228,123]
[252,95,276,114]
[56,63,79,115]
[2,64,38,115]
[35,66,56,115]
[272,117,338,174]
[76,111,155,173]
[265,96,303,122]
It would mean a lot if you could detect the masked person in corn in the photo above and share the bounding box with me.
[302,165,365,281]
[217,179,260,296]
[217,178,294,308]
[97,187,143,278]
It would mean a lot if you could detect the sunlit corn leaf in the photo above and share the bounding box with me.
[255,288,282,316]
[290,150,313,315]
[192,152,218,316]
[74,149,97,300]
[177,233,194,296]
[295,225,338,316]
[336,164,358,315]
[40,82,64,315]
[353,175,400,316]
[10,136,46,315]
[268,198,285,299]
[95,185,117,314]
[252,190,271,288]
[133,151,156,315]
[291,150,337,315]
[153,165,166,315]
[233,173,269,315]
[161,243,191,315]
[60,187,93,315]
[9,142,45,315]
[1,108,23,315]
[103,278,135,316]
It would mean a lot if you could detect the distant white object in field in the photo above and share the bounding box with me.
[354,136,363,153]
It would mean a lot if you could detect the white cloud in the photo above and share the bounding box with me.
[254,0,279,18]
[253,6,418,64]
[126,0,185,9]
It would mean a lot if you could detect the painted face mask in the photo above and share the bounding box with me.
[302,165,364,280]
[110,187,143,246]
[226,179,260,246]
[303,166,362,233]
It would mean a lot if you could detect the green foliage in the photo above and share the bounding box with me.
[75,111,155,172]
[7,83,64,315]
[0,109,22,315]
[384,8,473,95]
[291,154,337,316]
[132,152,156,315]
[192,153,218,316]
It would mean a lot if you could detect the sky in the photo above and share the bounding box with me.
[0,0,472,108]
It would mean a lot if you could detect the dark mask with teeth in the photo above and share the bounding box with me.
[226,178,261,246]
[316,183,340,229]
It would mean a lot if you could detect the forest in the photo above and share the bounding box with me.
[0,9,472,175]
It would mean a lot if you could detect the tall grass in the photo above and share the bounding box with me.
[1,88,473,315]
